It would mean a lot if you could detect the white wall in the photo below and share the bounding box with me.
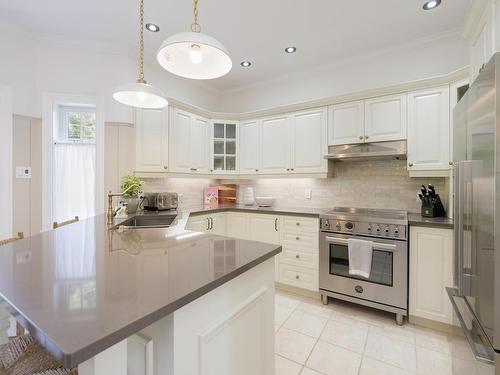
[216,32,469,113]
[0,22,221,122]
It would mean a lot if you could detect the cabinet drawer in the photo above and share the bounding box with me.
[281,216,319,233]
[279,264,318,291]
[281,231,318,249]
[280,248,319,270]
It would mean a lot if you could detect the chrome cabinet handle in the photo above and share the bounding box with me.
[190,168,198,171]
[274,218,278,231]
[206,218,210,230]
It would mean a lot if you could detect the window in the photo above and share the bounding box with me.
[58,105,96,143]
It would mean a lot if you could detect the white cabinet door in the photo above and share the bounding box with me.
[260,115,290,174]
[210,212,227,236]
[246,214,280,245]
[210,120,239,174]
[239,120,261,174]
[407,86,450,172]
[364,93,407,142]
[410,226,454,324]
[135,108,168,172]
[169,108,192,173]
[290,108,328,173]
[186,214,210,232]
[226,212,248,239]
[190,115,209,173]
[328,101,364,145]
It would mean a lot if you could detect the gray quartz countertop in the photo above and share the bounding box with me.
[0,211,281,368]
[408,213,454,229]
[184,203,326,217]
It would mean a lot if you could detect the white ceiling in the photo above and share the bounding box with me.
[0,0,469,92]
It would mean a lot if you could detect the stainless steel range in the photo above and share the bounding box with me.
[319,207,409,325]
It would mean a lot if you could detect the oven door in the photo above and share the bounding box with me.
[319,232,408,310]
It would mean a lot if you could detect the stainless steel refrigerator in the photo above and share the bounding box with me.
[449,53,500,374]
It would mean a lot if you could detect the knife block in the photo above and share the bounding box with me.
[421,194,446,218]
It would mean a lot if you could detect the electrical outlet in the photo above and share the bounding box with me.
[305,188,312,200]
[16,167,31,179]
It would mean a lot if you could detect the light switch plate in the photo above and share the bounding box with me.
[305,188,312,200]
[16,167,32,179]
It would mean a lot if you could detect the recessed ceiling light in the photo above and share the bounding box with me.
[145,23,160,32]
[241,61,252,67]
[422,0,441,10]
[285,46,297,54]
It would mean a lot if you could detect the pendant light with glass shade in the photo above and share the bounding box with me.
[113,0,167,109]
[157,0,232,80]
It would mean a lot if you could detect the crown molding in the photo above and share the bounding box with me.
[167,66,469,121]
[463,0,491,40]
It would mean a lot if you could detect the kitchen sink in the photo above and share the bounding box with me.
[116,215,177,229]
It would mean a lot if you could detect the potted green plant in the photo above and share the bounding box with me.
[121,175,144,214]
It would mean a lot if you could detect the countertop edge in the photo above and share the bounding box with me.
[58,244,282,368]
[408,213,454,230]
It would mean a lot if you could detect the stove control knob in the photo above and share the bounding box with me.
[374,226,381,233]
[384,226,390,234]
[394,227,399,236]
[345,222,354,230]
[367,225,372,232]
[335,222,341,230]
[323,219,330,228]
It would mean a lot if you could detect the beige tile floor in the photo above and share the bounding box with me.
[274,290,493,375]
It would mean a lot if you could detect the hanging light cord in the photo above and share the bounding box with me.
[191,0,201,32]
[138,0,146,83]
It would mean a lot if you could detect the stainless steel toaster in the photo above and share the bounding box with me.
[143,192,178,211]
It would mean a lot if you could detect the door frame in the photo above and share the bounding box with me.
[0,84,13,238]
[42,93,105,230]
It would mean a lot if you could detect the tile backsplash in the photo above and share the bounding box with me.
[143,160,448,214]
[221,160,448,213]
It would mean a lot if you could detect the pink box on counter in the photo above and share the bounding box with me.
[204,187,219,206]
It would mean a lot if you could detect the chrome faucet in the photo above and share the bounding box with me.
[107,183,141,226]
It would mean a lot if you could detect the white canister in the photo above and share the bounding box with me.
[243,187,255,206]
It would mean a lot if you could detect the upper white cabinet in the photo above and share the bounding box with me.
[260,115,291,174]
[328,94,407,146]
[239,120,261,174]
[135,108,169,172]
[169,108,209,174]
[210,120,239,174]
[290,108,328,173]
[465,0,495,81]
[407,86,450,173]
[328,101,364,145]
[364,93,407,142]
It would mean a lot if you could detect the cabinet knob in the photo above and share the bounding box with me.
[286,168,290,171]
[408,162,413,167]
[255,169,259,172]
[359,136,364,140]
[449,161,453,166]
[295,275,300,280]
[163,166,168,170]
[296,236,300,240]
[295,254,300,259]
[291,168,294,171]
[365,135,369,139]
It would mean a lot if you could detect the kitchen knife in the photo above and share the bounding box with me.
[421,185,428,197]
[418,193,424,203]
[428,184,436,198]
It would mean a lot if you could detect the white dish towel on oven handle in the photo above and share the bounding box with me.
[347,238,373,279]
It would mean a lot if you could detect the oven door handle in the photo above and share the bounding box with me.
[324,236,397,252]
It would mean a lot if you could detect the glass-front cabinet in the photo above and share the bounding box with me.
[210,120,239,174]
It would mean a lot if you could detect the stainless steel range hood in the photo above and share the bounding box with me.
[324,140,407,161]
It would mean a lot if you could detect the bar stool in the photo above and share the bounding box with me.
[0,334,77,374]
[52,217,79,230]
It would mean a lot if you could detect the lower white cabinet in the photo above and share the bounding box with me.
[409,226,454,325]
[187,211,320,292]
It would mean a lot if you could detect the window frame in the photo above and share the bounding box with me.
[57,105,97,144]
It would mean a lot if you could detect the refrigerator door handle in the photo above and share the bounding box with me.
[454,162,465,295]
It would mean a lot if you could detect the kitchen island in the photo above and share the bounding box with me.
[0,211,281,375]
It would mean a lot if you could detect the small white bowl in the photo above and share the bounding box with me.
[255,197,275,207]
